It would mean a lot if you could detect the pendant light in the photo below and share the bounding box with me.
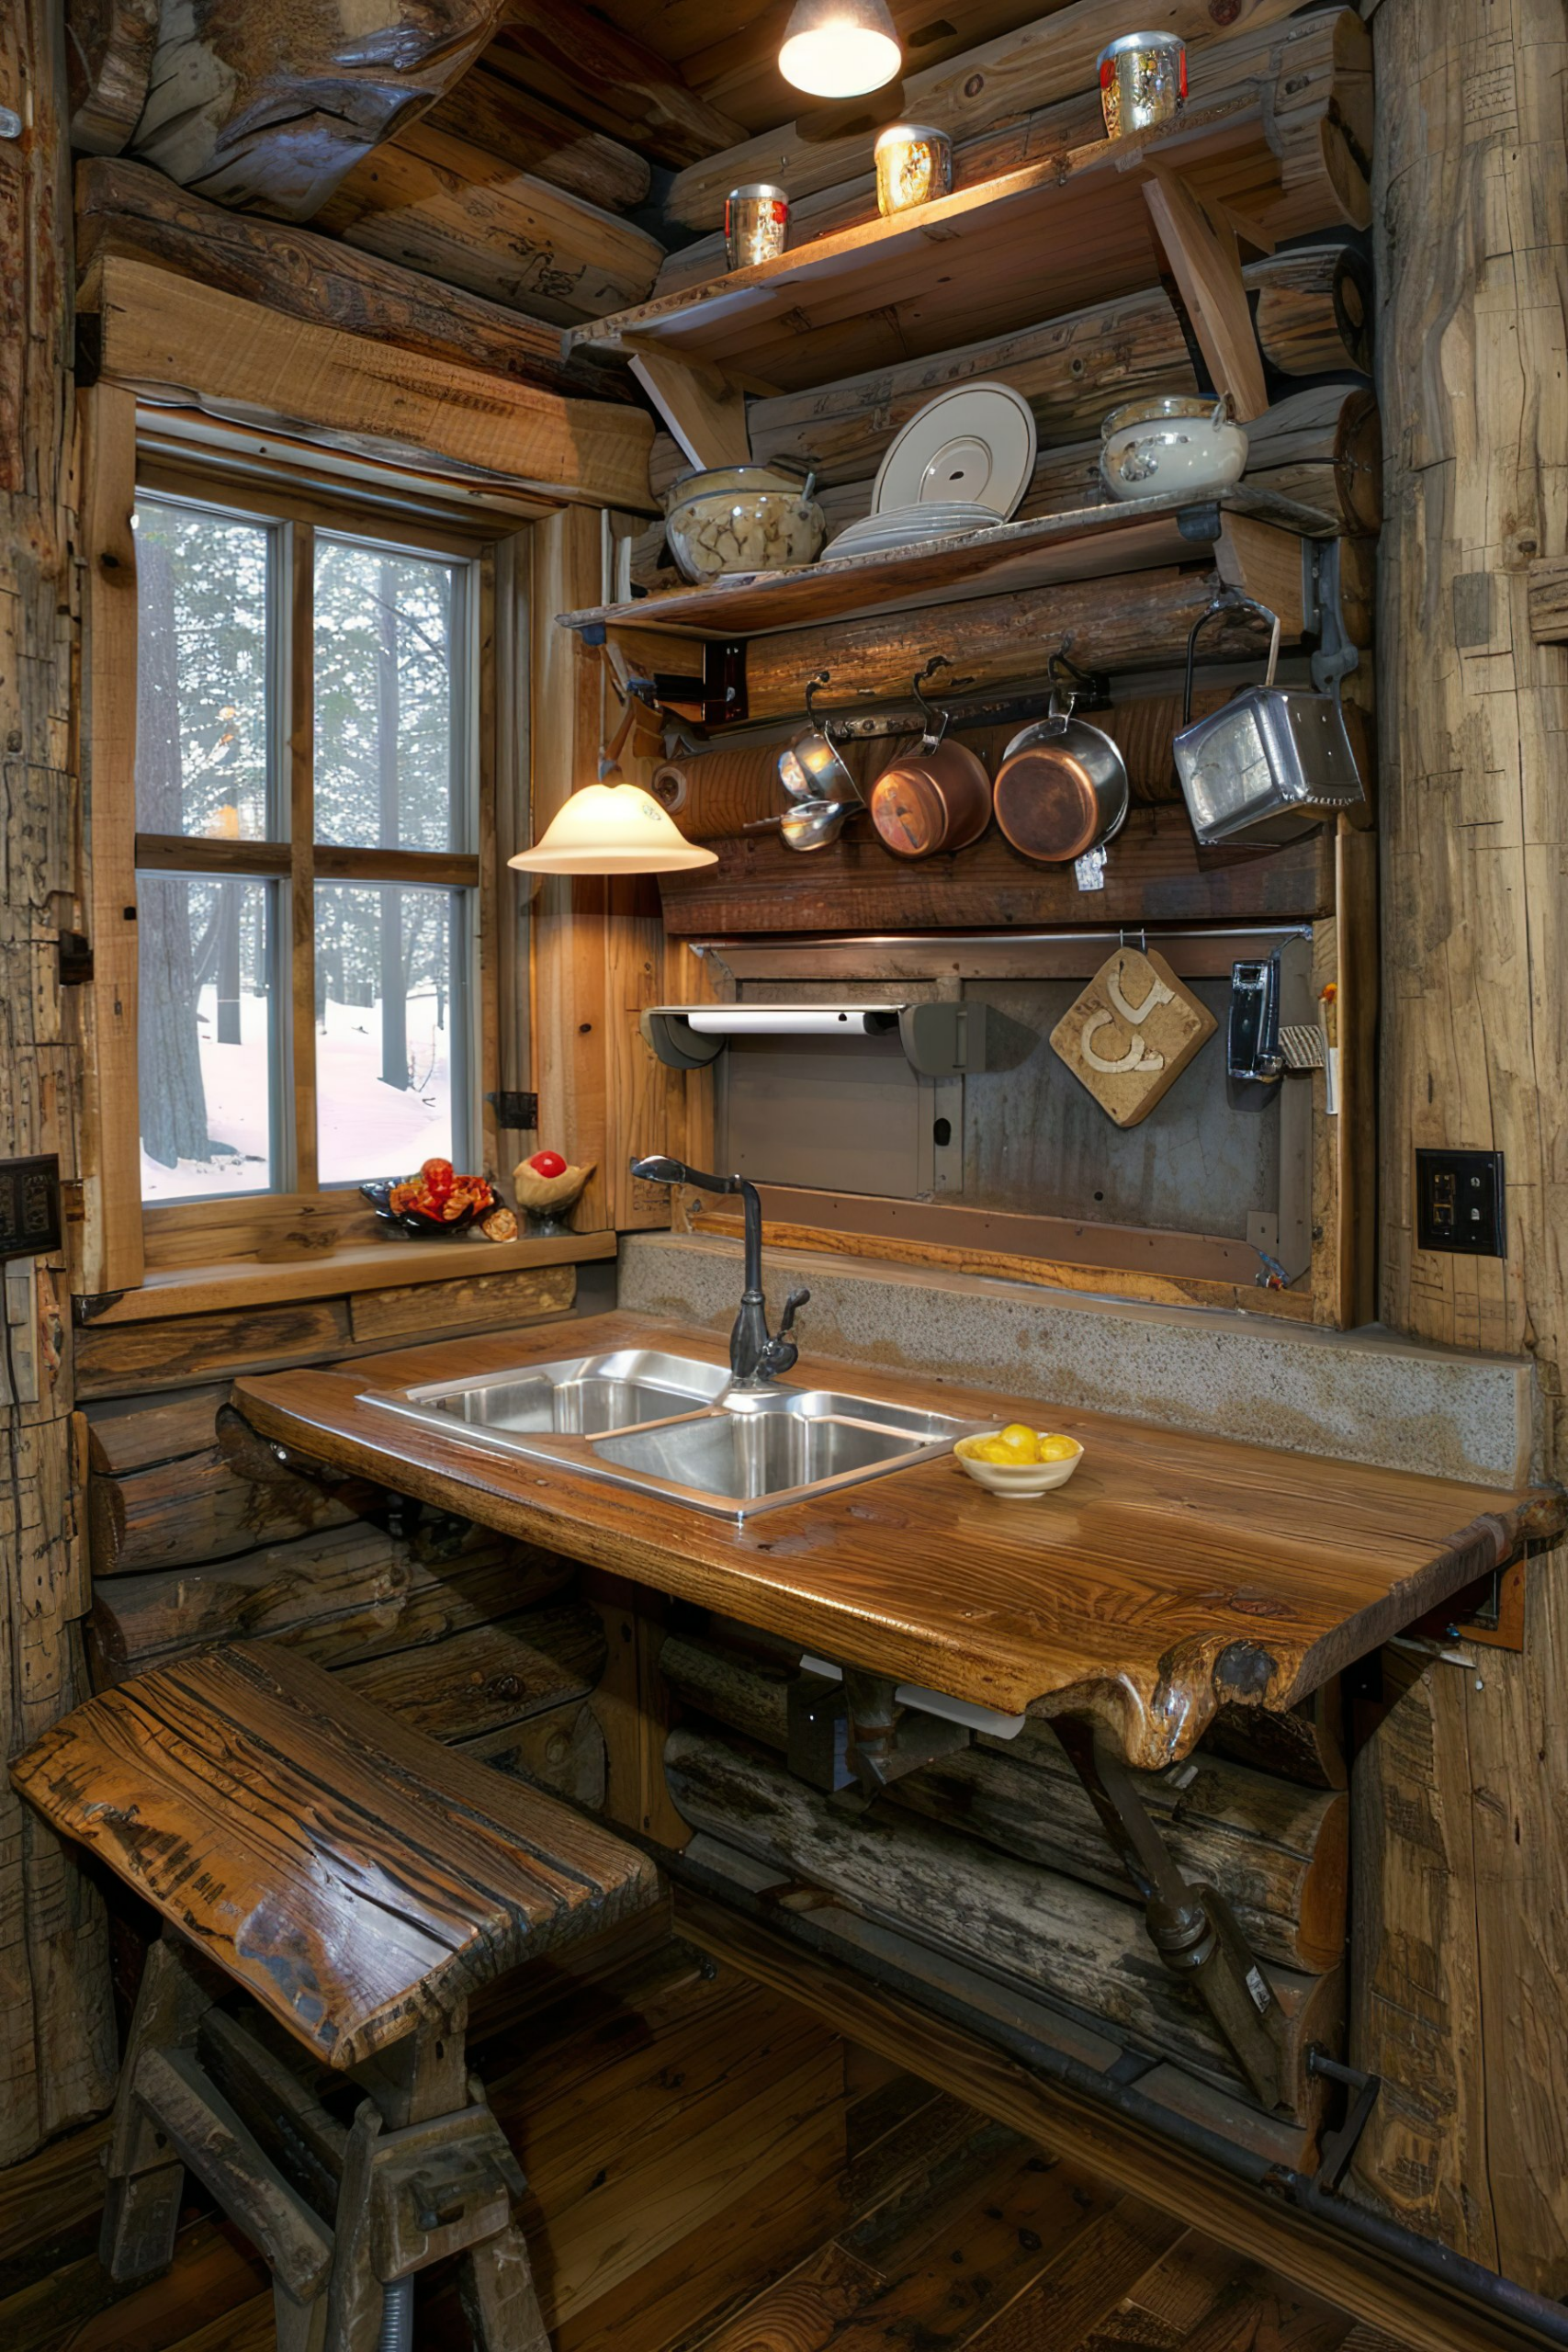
[508,782,717,875]
[779,0,902,98]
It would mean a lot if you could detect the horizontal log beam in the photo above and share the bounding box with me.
[665,1726,1341,2113]
[128,0,513,221]
[76,156,627,401]
[491,0,744,171]
[665,0,1321,232]
[423,64,651,212]
[661,1634,1347,1973]
[80,252,656,511]
[338,1607,606,1741]
[316,123,665,327]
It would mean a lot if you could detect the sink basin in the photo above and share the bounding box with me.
[363,1349,982,1520]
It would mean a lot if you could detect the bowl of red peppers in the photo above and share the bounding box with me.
[361,1158,517,1241]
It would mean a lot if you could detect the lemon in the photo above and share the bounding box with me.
[995,1423,1043,1462]
[974,1438,1021,1465]
[1038,1434,1078,1461]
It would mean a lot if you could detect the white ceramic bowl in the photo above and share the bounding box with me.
[1099,395,1248,503]
[663,466,827,582]
[953,1430,1084,1498]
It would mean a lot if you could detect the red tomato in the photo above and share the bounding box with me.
[528,1149,569,1178]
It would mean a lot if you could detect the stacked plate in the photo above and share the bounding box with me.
[820,500,999,562]
[818,380,1038,565]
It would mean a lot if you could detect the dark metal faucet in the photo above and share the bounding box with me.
[629,1156,809,1388]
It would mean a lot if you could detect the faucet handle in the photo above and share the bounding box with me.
[756,1288,810,1382]
[778,1287,810,1334]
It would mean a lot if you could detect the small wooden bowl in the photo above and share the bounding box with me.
[953,1430,1084,1498]
[513,1160,594,1217]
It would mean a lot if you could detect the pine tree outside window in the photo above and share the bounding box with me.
[131,488,484,1208]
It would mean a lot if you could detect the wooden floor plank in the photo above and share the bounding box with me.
[964,2201,1187,2352]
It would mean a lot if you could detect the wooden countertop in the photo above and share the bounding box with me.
[234,1313,1563,1770]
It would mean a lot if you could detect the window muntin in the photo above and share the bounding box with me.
[132,492,481,1209]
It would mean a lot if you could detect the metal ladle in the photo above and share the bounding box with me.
[743,795,855,852]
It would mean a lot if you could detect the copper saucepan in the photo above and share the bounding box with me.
[993,662,1130,864]
[868,673,992,860]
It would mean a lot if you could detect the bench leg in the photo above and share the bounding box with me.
[101,1932,215,2283]
[458,2222,552,2352]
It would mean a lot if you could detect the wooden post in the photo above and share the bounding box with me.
[0,0,117,2159]
[1363,0,1568,2293]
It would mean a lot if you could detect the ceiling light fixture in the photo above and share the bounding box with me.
[779,0,902,98]
[508,782,717,876]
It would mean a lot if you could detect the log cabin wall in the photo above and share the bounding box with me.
[3,0,1568,2334]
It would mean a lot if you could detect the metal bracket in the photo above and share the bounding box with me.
[1309,2049,1382,2191]
[1051,1718,1297,2115]
[1303,537,1359,695]
[842,1672,970,1795]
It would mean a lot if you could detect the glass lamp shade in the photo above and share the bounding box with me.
[508,783,717,875]
[779,0,901,97]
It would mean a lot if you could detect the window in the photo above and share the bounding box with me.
[132,490,486,1207]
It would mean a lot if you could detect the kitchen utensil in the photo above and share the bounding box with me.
[777,674,864,802]
[872,382,1037,519]
[1098,30,1186,137]
[725,183,790,268]
[993,660,1130,865]
[868,673,992,858]
[874,121,953,214]
[663,463,826,582]
[1172,594,1366,845]
[744,796,855,852]
[953,1431,1084,1497]
[1100,393,1247,501]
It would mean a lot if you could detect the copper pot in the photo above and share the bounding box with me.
[993,685,1130,864]
[868,691,991,860]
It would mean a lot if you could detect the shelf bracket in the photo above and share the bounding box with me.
[1050,1716,1303,2117]
[1142,165,1269,422]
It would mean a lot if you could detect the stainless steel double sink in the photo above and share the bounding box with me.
[363,1348,983,1521]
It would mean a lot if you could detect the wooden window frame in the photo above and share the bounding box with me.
[76,385,532,1300]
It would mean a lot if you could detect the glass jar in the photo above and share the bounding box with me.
[874,122,954,217]
[1098,32,1187,139]
[725,184,790,270]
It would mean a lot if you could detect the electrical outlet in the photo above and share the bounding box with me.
[1416,1148,1506,1257]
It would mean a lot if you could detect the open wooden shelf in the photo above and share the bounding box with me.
[562,100,1310,393]
[558,485,1337,646]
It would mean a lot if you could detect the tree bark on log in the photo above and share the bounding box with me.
[75,156,628,400]
[660,1634,1347,1974]
[664,1725,1342,2111]
[1252,244,1373,379]
[0,0,118,2163]
[126,0,518,222]
[1362,0,1568,2293]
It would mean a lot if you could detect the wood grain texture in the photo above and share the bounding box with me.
[490,1,743,170]
[230,1313,1562,1770]
[75,156,621,400]
[337,1604,606,1741]
[81,253,655,512]
[11,1641,662,2068]
[1368,0,1568,2286]
[126,0,512,221]
[65,0,158,154]
[662,0,1308,231]
[423,66,650,212]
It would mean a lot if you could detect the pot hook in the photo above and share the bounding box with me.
[1181,591,1283,726]
[803,670,839,739]
[912,655,954,752]
[1046,644,1097,722]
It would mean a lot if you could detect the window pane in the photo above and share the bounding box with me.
[133,500,276,841]
[315,883,472,1184]
[313,539,467,852]
[139,876,279,1201]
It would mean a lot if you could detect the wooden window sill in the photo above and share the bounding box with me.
[78,1230,617,1325]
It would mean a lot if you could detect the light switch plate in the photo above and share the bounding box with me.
[1416,1148,1506,1257]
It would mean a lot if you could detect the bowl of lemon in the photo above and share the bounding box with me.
[953,1422,1083,1498]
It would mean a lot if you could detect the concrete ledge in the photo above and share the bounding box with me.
[619,1235,1540,1490]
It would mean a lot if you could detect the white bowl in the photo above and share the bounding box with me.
[953,1430,1084,1498]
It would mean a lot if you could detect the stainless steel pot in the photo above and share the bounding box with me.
[993,683,1130,864]
[1171,594,1365,846]
[777,673,863,804]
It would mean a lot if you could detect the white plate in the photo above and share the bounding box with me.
[873,381,1038,519]
[822,502,1004,560]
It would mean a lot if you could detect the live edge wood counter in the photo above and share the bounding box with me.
[233,1313,1563,1773]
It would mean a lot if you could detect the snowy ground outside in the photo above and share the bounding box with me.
[141,985,457,1201]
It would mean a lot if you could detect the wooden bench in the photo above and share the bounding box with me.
[11,1639,663,2350]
